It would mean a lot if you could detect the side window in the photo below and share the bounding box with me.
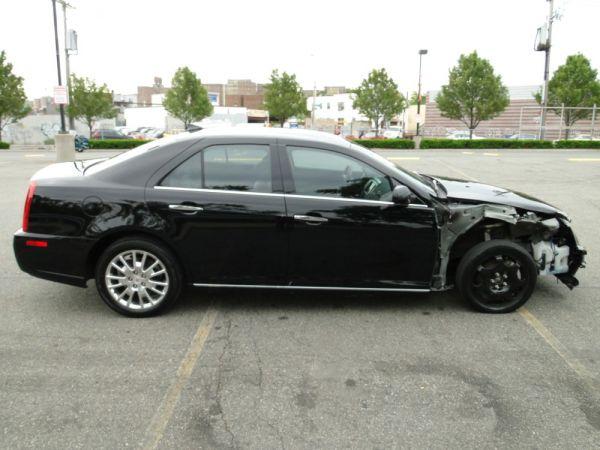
[203,145,271,192]
[161,144,272,192]
[286,146,393,201]
[161,151,203,189]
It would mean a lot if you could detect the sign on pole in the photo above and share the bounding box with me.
[53,85,68,105]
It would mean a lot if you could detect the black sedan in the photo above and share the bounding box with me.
[13,129,586,316]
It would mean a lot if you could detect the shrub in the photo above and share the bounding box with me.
[554,140,600,149]
[352,138,415,149]
[89,139,151,149]
[419,139,553,149]
[0,141,9,149]
[43,138,55,145]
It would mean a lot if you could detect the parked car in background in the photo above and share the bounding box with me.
[508,133,538,140]
[383,127,403,139]
[446,130,483,140]
[13,128,585,317]
[128,127,153,139]
[145,128,165,140]
[115,126,134,136]
[74,135,89,152]
[91,129,129,140]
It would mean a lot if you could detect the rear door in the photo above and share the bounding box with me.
[146,140,287,285]
[280,144,437,289]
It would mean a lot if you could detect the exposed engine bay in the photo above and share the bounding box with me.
[432,202,586,291]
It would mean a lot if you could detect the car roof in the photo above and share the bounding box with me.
[175,126,351,147]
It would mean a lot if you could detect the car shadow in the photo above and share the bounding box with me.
[174,287,467,315]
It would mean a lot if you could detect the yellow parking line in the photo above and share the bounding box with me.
[24,154,45,158]
[568,158,600,162]
[388,157,420,161]
[483,152,500,156]
[142,306,219,450]
[519,308,597,385]
[462,151,474,155]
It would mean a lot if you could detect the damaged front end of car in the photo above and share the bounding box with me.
[431,202,586,291]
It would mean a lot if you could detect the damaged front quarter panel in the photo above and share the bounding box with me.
[432,202,586,290]
[433,203,518,289]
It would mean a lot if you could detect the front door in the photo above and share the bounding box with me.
[147,143,287,285]
[281,145,437,289]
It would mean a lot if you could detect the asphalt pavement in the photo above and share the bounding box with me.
[0,148,599,449]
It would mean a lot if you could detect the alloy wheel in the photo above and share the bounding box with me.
[104,250,169,311]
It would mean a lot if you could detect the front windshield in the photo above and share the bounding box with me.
[348,142,433,187]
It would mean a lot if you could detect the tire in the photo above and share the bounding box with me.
[455,239,538,314]
[95,237,182,317]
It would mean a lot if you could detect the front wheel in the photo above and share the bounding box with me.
[456,240,538,313]
[95,238,182,317]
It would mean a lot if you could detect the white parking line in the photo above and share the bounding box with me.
[462,151,474,155]
[388,157,420,161]
[568,158,600,162]
[24,154,46,158]
[483,152,500,156]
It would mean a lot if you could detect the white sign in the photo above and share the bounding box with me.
[53,86,68,105]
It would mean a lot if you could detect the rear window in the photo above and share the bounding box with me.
[83,134,193,175]
[160,144,272,193]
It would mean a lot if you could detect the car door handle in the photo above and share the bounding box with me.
[293,214,328,225]
[169,204,204,214]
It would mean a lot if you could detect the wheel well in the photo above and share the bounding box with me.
[446,220,512,283]
[85,230,187,282]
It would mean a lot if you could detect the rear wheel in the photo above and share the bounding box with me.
[456,240,537,313]
[95,238,182,317]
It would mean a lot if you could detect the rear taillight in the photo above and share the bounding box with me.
[22,181,36,232]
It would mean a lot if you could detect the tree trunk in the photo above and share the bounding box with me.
[469,128,474,140]
[565,127,571,140]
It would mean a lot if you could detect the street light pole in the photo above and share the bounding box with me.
[51,0,66,133]
[416,49,428,137]
[60,0,75,131]
[540,0,554,140]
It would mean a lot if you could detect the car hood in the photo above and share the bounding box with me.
[429,175,564,217]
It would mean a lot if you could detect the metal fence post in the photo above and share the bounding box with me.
[591,104,597,138]
[518,107,524,137]
[558,104,565,140]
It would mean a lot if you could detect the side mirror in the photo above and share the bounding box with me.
[392,185,412,206]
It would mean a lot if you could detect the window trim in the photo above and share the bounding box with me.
[153,185,432,209]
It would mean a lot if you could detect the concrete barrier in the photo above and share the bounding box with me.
[55,134,75,162]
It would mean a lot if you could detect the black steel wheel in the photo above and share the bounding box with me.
[456,240,538,313]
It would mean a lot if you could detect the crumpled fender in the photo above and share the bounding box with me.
[434,204,518,289]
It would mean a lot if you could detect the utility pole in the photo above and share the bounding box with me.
[540,0,555,140]
[59,0,75,130]
[51,0,66,133]
[416,49,428,137]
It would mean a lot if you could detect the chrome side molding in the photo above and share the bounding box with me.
[193,283,430,293]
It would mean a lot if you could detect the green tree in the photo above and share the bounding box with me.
[263,70,307,126]
[535,54,600,139]
[436,51,509,139]
[163,67,213,129]
[409,91,424,105]
[0,51,30,141]
[352,68,406,135]
[67,75,116,136]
